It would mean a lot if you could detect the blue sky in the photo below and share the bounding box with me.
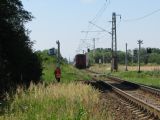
[22,0,160,59]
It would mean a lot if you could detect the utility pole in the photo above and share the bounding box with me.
[93,38,96,54]
[137,40,143,73]
[93,38,96,63]
[132,50,134,65]
[111,12,121,72]
[68,57,70,64]
[125,43,128,71]
[56,40,60,67]
[103,53,105,64]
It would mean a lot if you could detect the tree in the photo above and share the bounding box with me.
[0,0,42,92]
[117,51,125,64]
[148,53,160,64]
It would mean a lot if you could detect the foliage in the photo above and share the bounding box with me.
[87,47,160,65]
[148,53,160,64]
[88,48,112,65]
[0,0,42,93]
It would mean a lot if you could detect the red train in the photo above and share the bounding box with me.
[74,54,88,69]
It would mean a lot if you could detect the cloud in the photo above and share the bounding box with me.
[80,0,96,4]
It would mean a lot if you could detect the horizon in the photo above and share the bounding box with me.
[22,0,160,60]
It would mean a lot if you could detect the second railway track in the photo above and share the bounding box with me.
[86,70,160,120]
[107,76,160,109]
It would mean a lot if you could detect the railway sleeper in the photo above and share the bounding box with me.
[106,78,160,118]
[117,93,154,120]
[138,113,146,118]
[108,76,160,97]
[109,84,160,119]
[139,116,151,120]
[140,87,160,97]
[93,80,160,120]
[132,109,141,113]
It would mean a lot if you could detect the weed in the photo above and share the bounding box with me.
[0,83,111,120]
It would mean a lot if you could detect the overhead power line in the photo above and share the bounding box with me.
[91,0,110,23]
[124,8,160,22]
[84,0,110,39]
[81,31,105,33]
[91,4,107,23]
[79,0,111,53]
[89,21,112,35]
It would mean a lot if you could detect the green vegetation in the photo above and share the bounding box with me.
[0,83,111,120]
[110,70,160,89]
[0,0,42,93]
[88,48,160,65]
[89,64,160,89]
[0,49,93,120]
[61,64,91,83]
[39,50,91,83]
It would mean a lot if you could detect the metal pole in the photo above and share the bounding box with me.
[93,38,96,63]
[56,40,60,67]
[111,12,120,72]
[111,13,115,72]
[137,40,143,73]
[125,43,128,71]
[138,43,140,72]
[103,53,105,64]
[132,50,134,65]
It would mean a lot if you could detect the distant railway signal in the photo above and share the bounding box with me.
[48,48,56,56]
[133,49,138,56]
[147,48,152,53]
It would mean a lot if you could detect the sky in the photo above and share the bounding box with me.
[22,0,160,60]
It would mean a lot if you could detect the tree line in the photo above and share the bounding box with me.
[88,48,160,65]
[0,0,42,94]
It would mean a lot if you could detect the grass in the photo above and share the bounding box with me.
[41,54,91,83]
[61,64,91,83]
[89,64,111,74]
[42,63,92,84]
[110,70,160,89]
[1,53,111,119]
[42,63,56,83]
[0,83,111,120]
[89,64,160,89]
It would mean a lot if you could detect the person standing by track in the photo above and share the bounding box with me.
[54,67,61,82]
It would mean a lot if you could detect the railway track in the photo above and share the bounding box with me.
[86,70,160,120]
[107,76,160,97]
[106,76,160,119]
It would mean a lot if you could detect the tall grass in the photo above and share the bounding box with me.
[111,70,160,88]
[0,83,111,120]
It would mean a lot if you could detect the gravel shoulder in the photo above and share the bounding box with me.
[99,91,138,120]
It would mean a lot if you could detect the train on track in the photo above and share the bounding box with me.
[74,54,89,69]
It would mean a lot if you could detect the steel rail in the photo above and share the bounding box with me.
[101,81,160,119]
[85,70,160,118]
[107,76,160,96]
